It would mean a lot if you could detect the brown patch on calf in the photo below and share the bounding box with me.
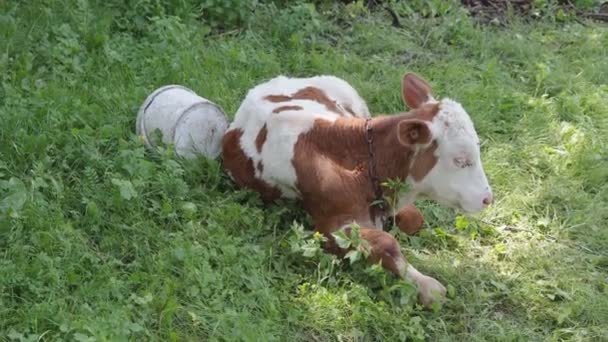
[264,87,345,115]
[291,104,442,232]
[222,129,281,202]
[257,161,264,173]
[292,87,341,114]
[272,105,303,113]
[292,118,373,234]
[265,94,291,102]
[255,124,268,153]
[410,140,438,182]
[292,115,425,232]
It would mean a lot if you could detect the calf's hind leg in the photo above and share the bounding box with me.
[326,226,446,307]
[394,204,424,235]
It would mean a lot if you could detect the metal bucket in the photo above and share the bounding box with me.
[136,85,229,159]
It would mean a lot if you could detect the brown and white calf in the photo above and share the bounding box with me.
[222,72,493,306]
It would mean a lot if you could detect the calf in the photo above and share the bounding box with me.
[222,73,492,306]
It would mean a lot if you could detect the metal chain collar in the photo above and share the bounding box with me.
[364,118,389,230]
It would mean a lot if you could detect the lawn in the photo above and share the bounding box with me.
[1,0,607,341]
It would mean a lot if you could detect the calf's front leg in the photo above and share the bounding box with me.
[324,226,446,307]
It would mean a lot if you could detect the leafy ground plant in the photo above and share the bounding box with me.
[1,0,607,341]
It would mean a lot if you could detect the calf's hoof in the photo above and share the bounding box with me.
[395,205,424,235]
[416,275,447,308]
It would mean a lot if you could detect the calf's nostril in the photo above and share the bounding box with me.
[482,194,493,206]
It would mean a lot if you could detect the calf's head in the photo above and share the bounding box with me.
[397,73,492,213]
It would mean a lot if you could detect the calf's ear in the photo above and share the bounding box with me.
[397,120,432,146]
[402,73,433,109]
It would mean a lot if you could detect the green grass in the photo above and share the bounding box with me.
[1,1,607,341]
